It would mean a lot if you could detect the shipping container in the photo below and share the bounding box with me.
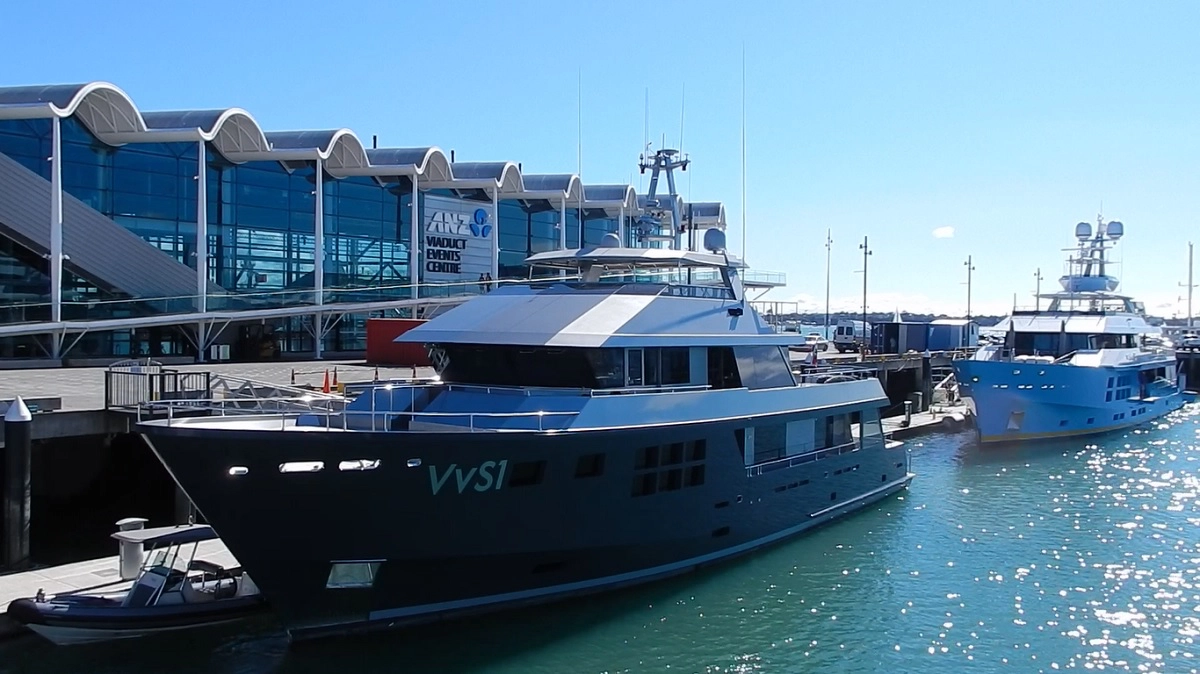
[365,318,432,366]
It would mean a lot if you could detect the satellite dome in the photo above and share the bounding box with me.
[599,232,622,248]
[1074,221,1092,240]
[703,228,726,253]
[1106,220,1124,240]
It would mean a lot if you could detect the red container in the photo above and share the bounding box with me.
[366,318,431,366]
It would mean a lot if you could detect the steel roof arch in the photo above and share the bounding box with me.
[0,81,145,140]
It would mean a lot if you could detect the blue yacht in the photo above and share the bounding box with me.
[954,217,1186,444]
[137,230,913,642]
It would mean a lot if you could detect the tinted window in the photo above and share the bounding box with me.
[659,348,691,385]
[753,423,786,463]
[733,346,795,389]
[708,347,742,389]
[437,344,615,388]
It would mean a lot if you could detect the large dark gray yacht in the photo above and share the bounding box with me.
[138,230,913,641]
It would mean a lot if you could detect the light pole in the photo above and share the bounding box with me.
[859,236,871,353]
[964,255,975,322]
[1180,242,1194,329]
[1033,267,1043,311]
[824,229,832,338]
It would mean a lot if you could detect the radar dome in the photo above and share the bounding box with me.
[703,228,726,253]
[1074,222,1092,240]
[1106,220,1124,240]
[599,232,622,248]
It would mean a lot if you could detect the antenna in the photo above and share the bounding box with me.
[679,83,686,157]
[740,42,747,260]
[642,88,649,192]
[577,67,582,178]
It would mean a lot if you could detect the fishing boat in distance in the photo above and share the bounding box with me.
[136,229,912,642]
[954,216,1186,444]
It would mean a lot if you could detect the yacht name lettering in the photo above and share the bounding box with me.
[428,460,509,495]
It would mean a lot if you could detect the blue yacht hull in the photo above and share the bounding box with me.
[954,359,1186,443]
[141,415,911,641]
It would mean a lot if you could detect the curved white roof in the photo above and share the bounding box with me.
[0,81,647,211]
[687,202,726,229]
[583,184,639,211]
[140,108,270,157]
[519,174,585,203]
[362,147,452,181]
[440,161,525,193]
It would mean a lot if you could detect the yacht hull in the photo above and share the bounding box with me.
[141,418,911,641]
[954,359,1186,444]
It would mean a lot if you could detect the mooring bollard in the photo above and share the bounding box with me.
[2,396,32,570]
[115,516,149,580]
[904,400,913,428]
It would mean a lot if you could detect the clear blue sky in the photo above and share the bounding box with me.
[7,0,1200,317]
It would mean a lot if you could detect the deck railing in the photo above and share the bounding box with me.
[744,439,865,477]
[136,397,580,433]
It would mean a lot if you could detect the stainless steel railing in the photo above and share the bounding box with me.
[136,396,580,433]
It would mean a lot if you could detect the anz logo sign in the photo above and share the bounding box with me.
[426,208,492,238]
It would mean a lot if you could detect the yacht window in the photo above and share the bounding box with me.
[585,349,625,389]
[753,423,787,464]
[326,561,381,589]
[643,348,661,386]
[660,348,691,385]
[626,348,645,387]
[733,346,796,390]
[785,419,816,456]
[859,409,884,448]
[708,347,743,389]
[436,344,624,389]
[818,414,854,449]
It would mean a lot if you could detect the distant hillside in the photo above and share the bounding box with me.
[763,309,1178,328]
[761,310,1008,327]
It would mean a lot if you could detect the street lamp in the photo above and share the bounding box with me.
[824,229,832,338]
[859,236,871,353]
[964,255,975,322]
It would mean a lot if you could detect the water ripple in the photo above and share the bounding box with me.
[4,406,1200,673]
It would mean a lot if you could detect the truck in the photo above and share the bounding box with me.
[831,320,869,353]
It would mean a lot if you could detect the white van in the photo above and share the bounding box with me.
[832,320,869,353]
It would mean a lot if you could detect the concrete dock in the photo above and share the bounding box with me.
[0,360,437,447]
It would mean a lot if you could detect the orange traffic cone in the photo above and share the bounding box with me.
[322,370,330,393]
[332,367,338,387]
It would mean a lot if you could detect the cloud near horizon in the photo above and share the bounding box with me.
[932,226,955,239]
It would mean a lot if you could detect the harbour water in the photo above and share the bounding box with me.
[5,404,1200,673]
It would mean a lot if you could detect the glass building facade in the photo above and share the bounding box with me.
[0,112,630,359]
